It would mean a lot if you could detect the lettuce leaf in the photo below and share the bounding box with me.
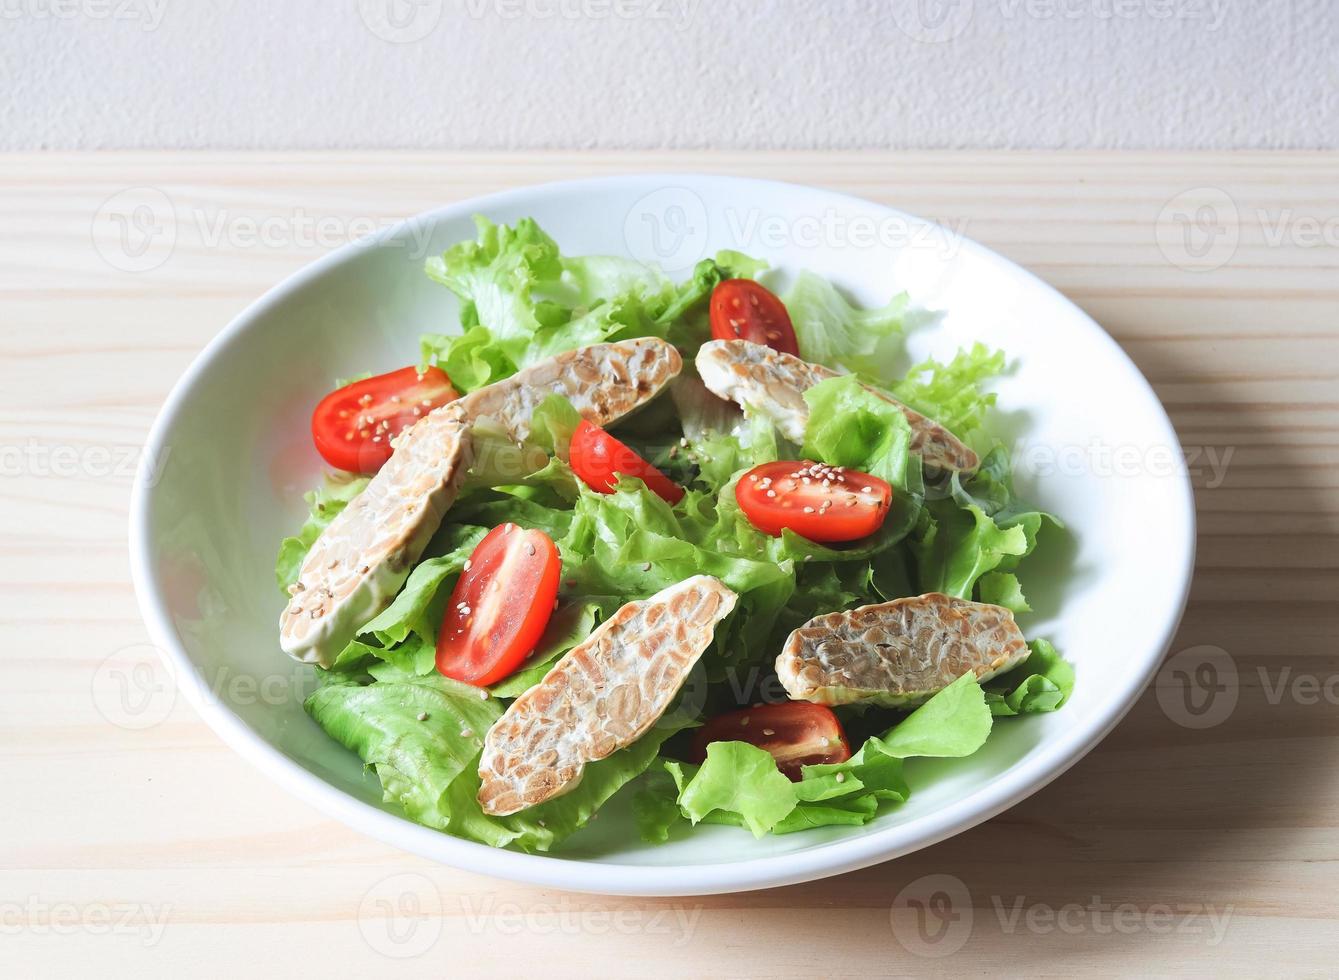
[802,374,922,492]
[306,664,689,852]
[640,674,993,840]
[422,217,768,391]
[782,271,907,383]
[984,639,1075,715]
[889,342,1005,439]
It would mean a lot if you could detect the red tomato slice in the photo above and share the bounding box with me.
[709,279,800,356]
[690,703,851,781]
[569,420,684,504]
[435,524,561,687]
[311,365,458,474]
[735,460,892,543]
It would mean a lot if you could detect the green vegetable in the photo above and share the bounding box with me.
[890,342,1005,439]
[639,674,994,840]
[984,639,1075,715]
[781,271,907,383]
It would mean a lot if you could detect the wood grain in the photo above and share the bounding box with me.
[2,152,1336,978]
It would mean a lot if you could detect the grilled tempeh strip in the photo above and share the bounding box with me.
[280,338,683,666]
[477,575,738,816]
[776,592,1029,707]
[695,339,978,473]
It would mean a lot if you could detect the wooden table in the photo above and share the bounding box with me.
[4,153,1336,978]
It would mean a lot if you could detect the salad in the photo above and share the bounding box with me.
[275,216,1072,851]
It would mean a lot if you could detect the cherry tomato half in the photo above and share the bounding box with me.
[709,279,800,356]
[311,365,458,474]
[690,702,851,781]
[735,460,892,543]
[569,420,684,504]
[435,524,561,687]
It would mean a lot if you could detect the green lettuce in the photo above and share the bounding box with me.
[912,447,1061,603]
[890,342,1005,439]
[639,674,994,840]
[422,217,768,391]
[306,664,688,852]
[781,271,907,383]
[802,374,922,491]
[984,639,1075,715]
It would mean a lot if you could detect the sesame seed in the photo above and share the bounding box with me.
[766,490,776,498]
[525,542,536,556]
[478,689,489,700]
[762,728,775,736]
[803,506,814,513]
[642,562,652,571]
[416,711,428,721]
[460,728,474,738]
[740,717,750,727]
[835,772,846,783]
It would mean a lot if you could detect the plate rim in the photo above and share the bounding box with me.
[129,172,1196,896]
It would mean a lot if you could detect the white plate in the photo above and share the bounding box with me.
[130,175,1195,896]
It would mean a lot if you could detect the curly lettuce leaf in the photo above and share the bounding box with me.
[306,664,688,852]
[640,675,993,840]
[422,218,768,391]
[913,447,1062,602]
[781,271,907,382]
[889,342,1005,439]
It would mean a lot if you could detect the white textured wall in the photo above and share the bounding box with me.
[2,0,1336,149]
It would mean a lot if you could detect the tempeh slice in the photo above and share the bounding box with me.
[776,592,1029,707]
[477,575,738,816]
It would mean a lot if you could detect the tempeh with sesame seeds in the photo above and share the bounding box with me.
[776,593,1029,708]
[279,338,683,667]
[477,575,738,816]
[695,339,978,474]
